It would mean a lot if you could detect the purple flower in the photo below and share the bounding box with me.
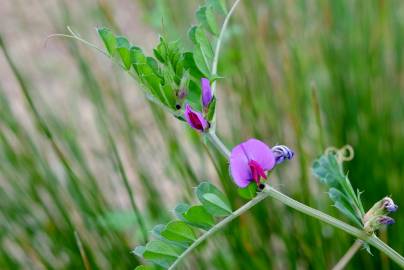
[382,197,398,212]
[379,216,395,225]
[230,139,276,188]
[272,145,294,164]
[201,78,213,108]
[184,104,209,132]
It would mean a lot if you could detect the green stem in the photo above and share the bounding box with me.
[211,0,242,95]
[206,131,231,158]
[368,235,404,268]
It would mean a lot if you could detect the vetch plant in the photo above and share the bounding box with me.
[58,0,404,268]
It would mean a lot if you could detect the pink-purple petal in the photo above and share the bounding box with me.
[230,146,251,187]
[201,78,213,108]
[242,139,275,171]
[229,138,276,187]
[184,104,209,132]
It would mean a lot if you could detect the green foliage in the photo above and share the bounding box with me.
[98,27,117,56]
[196,181,232,216]
[208,0,227,15]
[160,221,197,244]
[116,36,132,70]
[135,265,158,270]
[237,182,258,200]
[188,26,214,78]
[134,181,232,269]
[97,28,183,111]
[196,5,219,36]
[183,205,215,229]
[96,0,226,127]
[312,153,365,228]
[3,0,404,269]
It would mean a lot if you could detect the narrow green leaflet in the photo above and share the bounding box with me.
[312,153,344,187]
[116,36,131,70]
[160,221,197,244]
[202,193,231,214]
[174,203,191,219]
[328,188,362,227]
[196,5,219,36]
[151,224,188,250]
[196,181,232,216]
[147,57,161,77]
[183,205,215,230]
[193,45,211,77]
[188,26,214,77]
[133,245,146,257]
[142,240,179,268]
[208,0,227,15]
[194,25,213,58]
[97,27,117,56]
[205,5,219,35]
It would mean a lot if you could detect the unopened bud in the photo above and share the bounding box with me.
[364,215,395,234]
[363,197,398,224]
[382,197,398,213]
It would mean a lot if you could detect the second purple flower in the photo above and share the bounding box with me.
[184,78,213,132]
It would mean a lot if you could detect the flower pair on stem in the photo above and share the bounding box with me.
[183,78,213,132]
[364,196,398,234]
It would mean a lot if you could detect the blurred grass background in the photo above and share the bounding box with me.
[0,0,403,269]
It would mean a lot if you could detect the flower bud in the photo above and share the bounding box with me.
[363,196,397,234]
[364,215,395,234]
[272,145,294,165]
[184,104,209,132]
[363,197,398,224]
[201,78,213,109]
[379,216,395,225]
[381,197,398,213]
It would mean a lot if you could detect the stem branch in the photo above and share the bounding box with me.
[206,131,231,159]
[332,240,362,270]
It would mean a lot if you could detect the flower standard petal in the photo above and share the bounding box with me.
[230,143,252,188]
[201,78,213,108]
[184,104,209,132]
[241,139,276,171]
[230,138,275,187]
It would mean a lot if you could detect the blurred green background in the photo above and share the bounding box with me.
[0,0,403,269]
